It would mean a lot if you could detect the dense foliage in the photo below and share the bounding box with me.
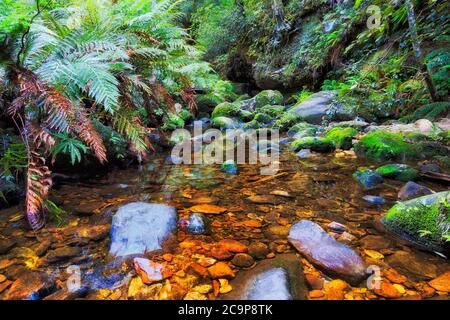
[0,0,233,229]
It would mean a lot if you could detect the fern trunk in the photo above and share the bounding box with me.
[405,0,439,102]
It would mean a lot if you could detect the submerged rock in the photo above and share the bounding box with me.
[296,149,314,159]
[398,181,434,201]
[221,160,238,175]
[134,258,168,285]
[110,202,177,257]
[187,213,207,235]
[0,239,16,255]
[221,254,307,300]
[288,220,367,285]
[362,195,386,204]
[3,271,54,300]
[353,169,383,189]
[385,251,439,282]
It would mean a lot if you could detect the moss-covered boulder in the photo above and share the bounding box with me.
[211,102,242,119]
[376,164,419,182]
[253,90,284,109]
[382,191,450,253]
[212,116,240,129]
[259,105,285,117]
[243,120,260,130]
[273,113,303,131]
[163,114,185,130]
[291,137,335,153]
[325,127,358,150]
[353,169,383,189]
[254,113,272,124]
[288,122,319,135]
[355,130,416,160]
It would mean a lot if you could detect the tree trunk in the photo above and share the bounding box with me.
[405,0,439,101]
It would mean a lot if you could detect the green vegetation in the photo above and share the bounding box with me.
[0,0,232,229]
[376,164,419,182]
[383,192,450,251]
[291,137,334,153]
[355,131,415,160]
[324,127,358,150]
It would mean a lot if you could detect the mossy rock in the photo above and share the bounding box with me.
[383,191,450,253]
[195,94,220,112]
[254,113,272,124]
[291,137,335,153]
[376,164,419,182]
[259,105,285,117]
[243,120,261,130]
[254,90,284,109]
[288,122,319,135]
[353,169,383,189]
[170,130,191,145]
[355,130,416,160]
[211,102,242,119]
[325,127,358,150]
[240,110,254,122]
[212,116,240,130]
[273,113,303,131]
[163,114,185,130]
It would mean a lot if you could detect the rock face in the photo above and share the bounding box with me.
[398,181,433,201]
[288,91,343,124]
[109,202,177,257]
[288,220,367,285]
[221,254,307,300]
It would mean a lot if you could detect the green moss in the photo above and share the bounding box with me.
[163,114,185,130]
[273,113,303,131]
[254,90,284,109]
[259,105,285,117]
[383,192,450,251]
[212,116,239,129]
[243,120,260,130]
[254,113,272,124]
[240,110,254,122]
[355,130,416,160]
[324,127,358,150]
[211,102,241,119]
[288,122,319,134]
[178,109,193,121]
[376,164,419,182]
[291,137,335,153]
